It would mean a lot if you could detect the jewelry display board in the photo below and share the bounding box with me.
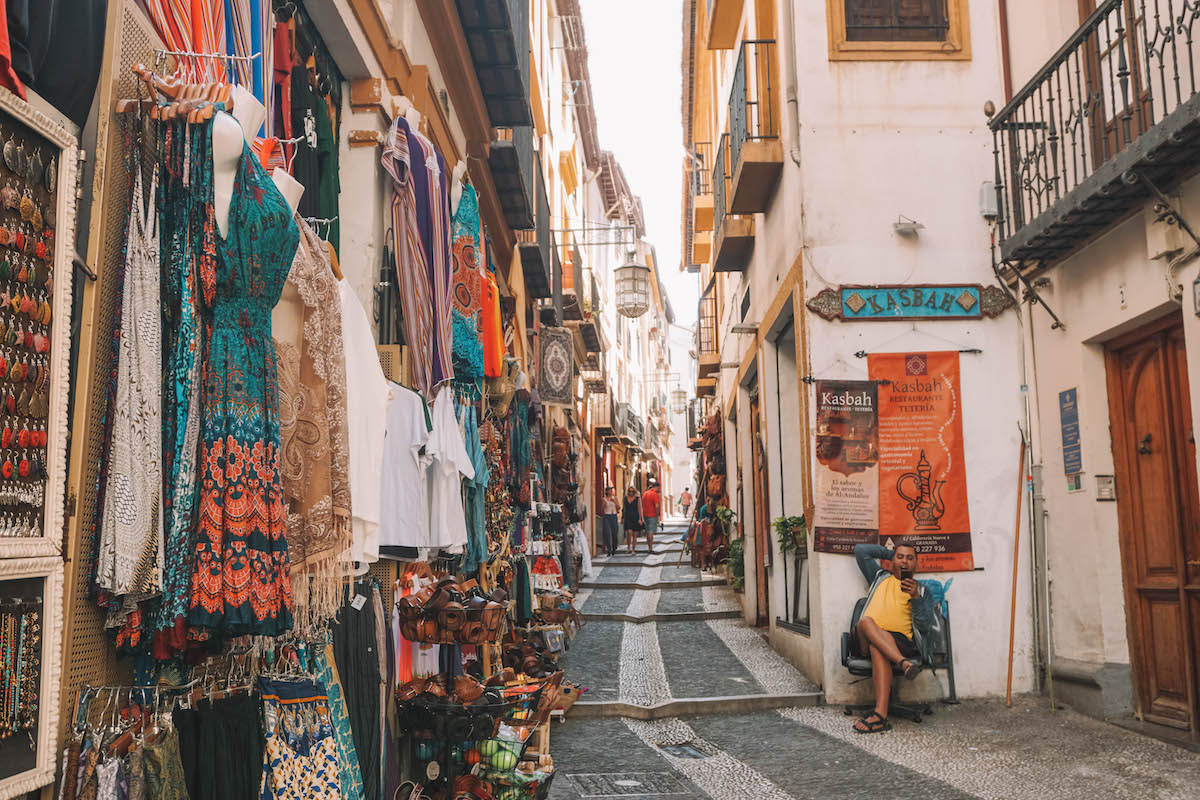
[0,86,78,800]
[0,557,63,799]
[0,89,77,564]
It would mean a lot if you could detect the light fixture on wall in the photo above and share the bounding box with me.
[893,215,925,238]
[615,252,652,318]
[669,388,688,414]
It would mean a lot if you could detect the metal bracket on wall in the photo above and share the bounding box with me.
[1132,170,1200,249]
[1002,258,1066,331]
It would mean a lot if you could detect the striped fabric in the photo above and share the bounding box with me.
[381,116,436,399]
[251,137,287,172]
[142,0,226,81]
[409,128,456,391]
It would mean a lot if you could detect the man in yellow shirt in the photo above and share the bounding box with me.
[851,542,934,734]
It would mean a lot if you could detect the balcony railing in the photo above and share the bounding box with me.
[490,126,536,229]
[990,0,1200,264]
[517,158,554,298]
[729,39,778,173]
[698,278,718,357]
[691,141,713,197]
[713,133,730,233]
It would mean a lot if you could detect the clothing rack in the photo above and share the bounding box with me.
[154,49,263,64]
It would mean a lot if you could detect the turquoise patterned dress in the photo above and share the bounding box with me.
[189,128,299,637]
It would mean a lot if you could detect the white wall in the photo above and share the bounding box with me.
[700,0,1035,699]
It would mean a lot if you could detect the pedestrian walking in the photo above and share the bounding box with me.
[600,487,620,557]
[680,487,693,519]
[623,486,644,554]
[642,479,661,551]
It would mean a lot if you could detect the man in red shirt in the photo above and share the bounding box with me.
[642,480,662,549]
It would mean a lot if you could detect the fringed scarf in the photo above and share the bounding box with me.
[274,219,353,630]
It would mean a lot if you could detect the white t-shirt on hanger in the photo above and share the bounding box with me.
[378,384,431,550]
[338,280,393,569]
[426,389,475,552]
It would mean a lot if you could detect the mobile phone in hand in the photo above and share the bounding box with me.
[899,568,914,582]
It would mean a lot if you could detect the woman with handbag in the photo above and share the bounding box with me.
[622,486,644,554]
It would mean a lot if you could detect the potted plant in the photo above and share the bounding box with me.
[773,514,807,556]
[726,538,745,592]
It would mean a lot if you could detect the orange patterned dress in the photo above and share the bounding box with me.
[188,134,299,637]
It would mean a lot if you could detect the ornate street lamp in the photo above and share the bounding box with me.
[614,254,652,319]
[669,388,688,414]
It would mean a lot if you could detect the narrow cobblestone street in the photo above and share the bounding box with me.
[548,524,1200,800]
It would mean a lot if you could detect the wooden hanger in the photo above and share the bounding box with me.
[323,240,343,280]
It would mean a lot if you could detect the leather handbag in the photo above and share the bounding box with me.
[707,474,725,497]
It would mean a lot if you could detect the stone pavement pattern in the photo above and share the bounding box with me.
[547,523,1200,799]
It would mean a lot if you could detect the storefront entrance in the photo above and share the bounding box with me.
[1106,313,1200,733]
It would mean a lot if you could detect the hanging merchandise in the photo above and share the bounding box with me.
[0,76,77,800]
[187,109,301,641]
[536,327,573,408]
[272,219,353,631]
[381,113,454,400]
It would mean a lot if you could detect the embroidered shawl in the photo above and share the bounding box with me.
[274,218,353,628]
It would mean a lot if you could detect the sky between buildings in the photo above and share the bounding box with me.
[580,0,697,327]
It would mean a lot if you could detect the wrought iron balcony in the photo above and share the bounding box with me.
[692,141,714,197]
[697,277,719,377]
[517,158,555,299]
[691,140,715,236]
[592,392,617,437]
[455,0,532,126]
[990,0,1200,266]
[728,39,781,215]
[712,133,755,271]
[489,126,536,229]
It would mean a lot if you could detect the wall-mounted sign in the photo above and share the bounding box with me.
[806,284,1014,322]
[1059,388,1082,475]
[812,380,879,555]
[868,351,974,572]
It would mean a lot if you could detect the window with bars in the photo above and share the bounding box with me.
[844,0,949,42]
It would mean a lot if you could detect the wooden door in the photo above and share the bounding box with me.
[1106,314,1200,732]
[750,391,771,627]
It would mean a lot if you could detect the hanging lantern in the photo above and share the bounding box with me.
[615,257,652,318]
[670,388,688,414]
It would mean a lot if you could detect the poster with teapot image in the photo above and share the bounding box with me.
[867,351,974,572]
[812,380,879,555]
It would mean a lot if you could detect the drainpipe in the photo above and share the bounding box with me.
[781,0,803,178]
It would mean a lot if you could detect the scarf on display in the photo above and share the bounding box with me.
[274,218,353,631]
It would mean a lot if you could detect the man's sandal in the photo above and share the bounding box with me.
[901,660,922,680]
[853,712,892,734]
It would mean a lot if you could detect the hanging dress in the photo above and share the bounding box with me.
[189,124,300,638]
[139,120,211,658]
[97,161,163,617]
[449,182,482,325]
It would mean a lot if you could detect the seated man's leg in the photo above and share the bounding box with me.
[855,615,906,666]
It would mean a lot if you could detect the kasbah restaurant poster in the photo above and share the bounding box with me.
[867,351,975,572]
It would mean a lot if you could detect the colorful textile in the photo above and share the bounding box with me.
[258,679,342,800]
[189,130,300,638]
[149,121,213,657]
[98,160,162,614]
[450,182,482,324]
[381,115,454,398]
[461,403,490,573]
[274,218,352,630]
[482,274,502,378]
[313,645,363,800]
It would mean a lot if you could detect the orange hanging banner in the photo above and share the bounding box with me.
[867,351,974,572]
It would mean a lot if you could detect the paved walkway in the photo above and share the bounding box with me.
[548,525,1200,799]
